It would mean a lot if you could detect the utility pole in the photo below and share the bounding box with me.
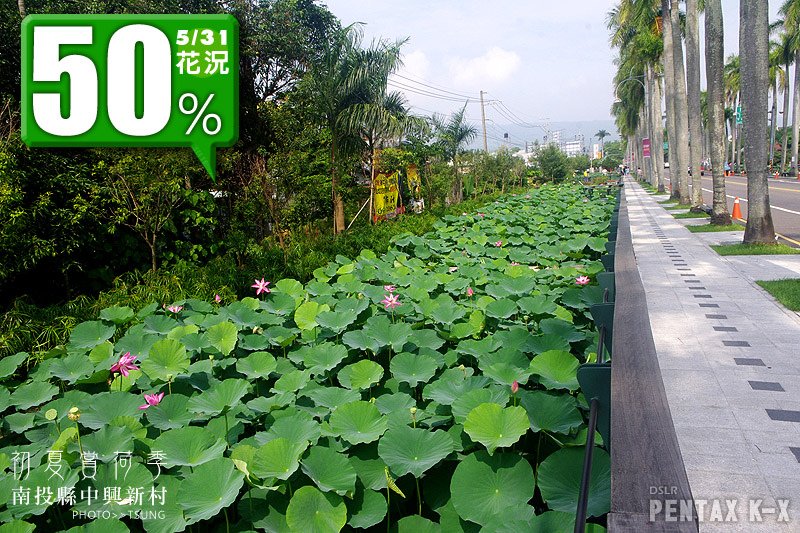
[480,90,488,152]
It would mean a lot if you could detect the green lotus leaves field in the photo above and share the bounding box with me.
[0,185,613,531]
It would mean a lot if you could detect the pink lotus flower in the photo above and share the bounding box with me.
[525,195,531,199]
[381,293,401,310]
[467,287,474,297]
[462,212,467,216]
[575,276,591,286]
[384,285,396,293]
[214,294,222,303]
[478,213,485,218]
[449,266,458,273]
[511,262,520,266]
[511,380,519,394]
[166,305,183,314]
[494,241,503,247]
[111,352,139,378]
[252,278,271,295]
[138,392,164,410]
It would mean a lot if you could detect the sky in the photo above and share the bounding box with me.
[322,0,784,143]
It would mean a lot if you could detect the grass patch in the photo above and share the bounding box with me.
[658,198,679,205]
[686,224,745,233]
[663,205,689,210]
[757,279,800,311]
[711,243,800,255]
[673,211,710,219]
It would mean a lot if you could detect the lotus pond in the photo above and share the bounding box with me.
[0,185,614,532]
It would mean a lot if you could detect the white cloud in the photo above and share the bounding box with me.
[399,50,430,80]
[447,47,522,86]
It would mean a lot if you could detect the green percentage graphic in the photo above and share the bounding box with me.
[21,14,239,180]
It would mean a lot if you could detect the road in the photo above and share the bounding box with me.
[664,173,800,247]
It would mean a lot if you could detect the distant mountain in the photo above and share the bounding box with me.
[469,119,620,153]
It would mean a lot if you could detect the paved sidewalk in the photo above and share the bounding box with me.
[624,179,800,532]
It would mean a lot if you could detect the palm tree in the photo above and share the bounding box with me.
[607,0,664,190]
[303,25,403,234]
[724,55,741,169]
[595,129,610,158]
[740,0,776,243]
[705,0,731,225]
[17,0,25,17]
[686,0,704,209]
[432,104,477,204]
[780,0,800,176]
[775,30,795,172]
[768,40,786,169]
[665,0,691,204]
[358,90,426,222]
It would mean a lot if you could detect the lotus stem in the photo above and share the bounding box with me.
[74,423,83,457]
[386,487,390,533]
[223,507,229,533]
[248,487,254,527]
[415,476,422,515]
[224,413,230,448]
[533,433,542,486]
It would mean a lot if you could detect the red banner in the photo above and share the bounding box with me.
[642,138,651,158]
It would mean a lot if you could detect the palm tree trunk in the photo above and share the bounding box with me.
[651,67,666,193]
[731,92,739,169]
[792,51,800,176]
[643,67,657,188]
[781,61,790,172]
[770,79,778,169]
[662,0,679,199]
[735,101,744,171]
[638,123,651,185]
[669,0,691,205]
[686,0,704,209]
[705,0,731,225]
[17,0,25,17]
[331,140,346,235]
[728,94,736,165]
[740,0,775,243]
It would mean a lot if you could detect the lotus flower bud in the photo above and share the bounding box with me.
[67,407,81,422]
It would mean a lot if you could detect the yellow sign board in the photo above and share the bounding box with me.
[373,171,400,221]
[407,164,421,197]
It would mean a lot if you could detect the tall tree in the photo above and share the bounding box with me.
[686,0,704,209]
[704,0,731,225]
[768,40,784,169]
[660,0,680,199]
[724,55,741,168]
[667,0,691,204]
[776,30,795,171]
[595,129,610,157]
[740,0,776,243]
[432,105,478,204]
[650,64,667,192]
[303,25,403,234]
[780,0,800,176]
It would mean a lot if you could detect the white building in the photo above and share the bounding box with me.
[562,140,584,157]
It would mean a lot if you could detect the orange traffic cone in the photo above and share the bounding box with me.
[732,197,743,220]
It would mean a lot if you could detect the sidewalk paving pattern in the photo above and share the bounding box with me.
[624,179,800,532]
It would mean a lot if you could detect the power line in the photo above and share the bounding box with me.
[391,73,479,100]
[487,101,530,128]
[486,135,525,149]
[387,80,480,103]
